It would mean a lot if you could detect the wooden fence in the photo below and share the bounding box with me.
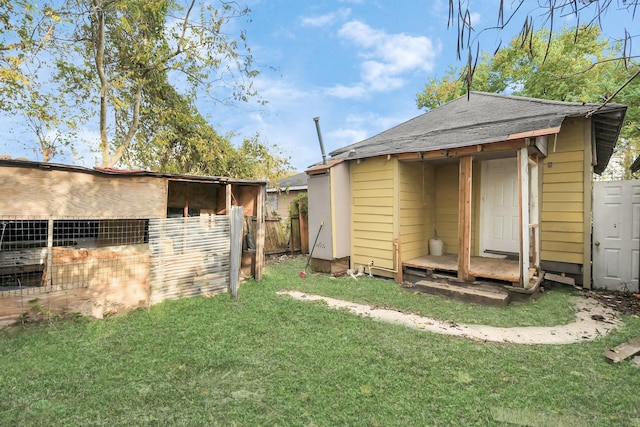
[249,214,309,255]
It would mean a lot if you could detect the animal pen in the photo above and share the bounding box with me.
[0,159,266,326]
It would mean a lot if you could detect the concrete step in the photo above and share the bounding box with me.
[412,280,510,306]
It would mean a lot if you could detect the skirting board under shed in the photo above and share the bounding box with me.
[310,257,350,276]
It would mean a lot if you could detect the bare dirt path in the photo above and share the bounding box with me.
[277,290,620,345]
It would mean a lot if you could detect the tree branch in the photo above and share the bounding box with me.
[586,67,640,117]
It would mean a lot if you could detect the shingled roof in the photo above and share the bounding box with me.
[329,92,627,174]
[267,172,308,192]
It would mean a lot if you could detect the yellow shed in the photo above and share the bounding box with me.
[309,92,627,289]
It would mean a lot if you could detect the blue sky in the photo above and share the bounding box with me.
[1,0,636,173]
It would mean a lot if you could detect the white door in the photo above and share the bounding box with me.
[593,180,640,292]
[481,158,519,256]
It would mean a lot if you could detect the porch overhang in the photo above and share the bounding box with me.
[391,134,552,163]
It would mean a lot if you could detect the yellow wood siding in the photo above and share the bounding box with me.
[434,164,459,254]
[399,162,432,261]
[351,157,397,271]
[432,160,481,256]
[541,118,587,264]
[472,162,481,256]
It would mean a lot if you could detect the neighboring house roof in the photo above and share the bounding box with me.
[329,92,627,175]
[267,172,308,192]
[631,156,640,173]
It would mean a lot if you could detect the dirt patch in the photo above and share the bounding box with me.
[277,290,620,345]
[581,288,640,317]
[265,253,306,264]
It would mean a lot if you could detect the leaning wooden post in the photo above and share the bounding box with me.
[229,206,244,300]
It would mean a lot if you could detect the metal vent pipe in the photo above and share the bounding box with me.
[313,117,327,165]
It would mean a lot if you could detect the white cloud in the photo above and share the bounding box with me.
[332,20,440,98]
[469,12,481,27]
[324,83,367,99]
[327,127,369,145]
[301,8,351,28]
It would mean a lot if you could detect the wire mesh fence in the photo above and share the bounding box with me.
[0,215,235,323]
[0,218,149,296]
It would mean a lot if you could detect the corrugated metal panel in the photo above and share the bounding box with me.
[149,215,230,304]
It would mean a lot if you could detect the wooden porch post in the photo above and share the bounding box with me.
[518,148,531,288]
[458,156,473,280]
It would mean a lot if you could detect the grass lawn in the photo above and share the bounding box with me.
[2,258,640,426]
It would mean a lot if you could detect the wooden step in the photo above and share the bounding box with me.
[412,280,510,306]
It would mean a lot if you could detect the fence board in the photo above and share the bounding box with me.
[230,207,243,300]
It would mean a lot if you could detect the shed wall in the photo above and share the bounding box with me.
[0,167,167,218]
[331,162,351,259]
[541,118,586,264]
[350,157,396,273]
[307,173,334,261]
[434,164,459,255]
[399,162,432,260]
[431,161,482,257]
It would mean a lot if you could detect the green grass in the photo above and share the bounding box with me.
[2,259,640,426]
[278,258,578,327]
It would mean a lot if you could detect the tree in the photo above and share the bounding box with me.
[417,25,639,177]
[447,0,639,104]
[57,0,262,168]
[1,0,270,172]
[123,78,291,181]
[0,1,79,161]
[416,58,500,110]
[225,134,292,182]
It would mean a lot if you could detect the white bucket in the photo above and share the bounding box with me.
[429,238,443,256]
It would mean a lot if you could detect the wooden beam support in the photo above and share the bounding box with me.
[254,185,266,281]
[508,126,561,140]
[225,183,232,214]
[395,152,423,161]
[183,183,190,217]
[445,139,528,158]
[458,156,473,281]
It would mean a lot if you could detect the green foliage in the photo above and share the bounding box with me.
[0,1,77,161]
[417,25,640,178]
[416,57,503,110]
[1,259,640,425]
[224,133,291,182]
[289,192,308,217]
[0,0,282,178]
